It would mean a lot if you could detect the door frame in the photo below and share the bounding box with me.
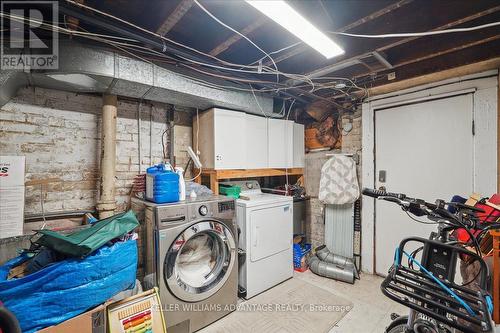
[361,70,498,273]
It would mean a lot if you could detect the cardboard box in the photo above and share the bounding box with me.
[0,156,25,238]
[38,290,165,333]
[37,304,107,333]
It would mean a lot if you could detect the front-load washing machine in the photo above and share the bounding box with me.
[154,196,238,333]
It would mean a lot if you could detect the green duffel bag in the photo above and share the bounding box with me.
[35,210,140,258]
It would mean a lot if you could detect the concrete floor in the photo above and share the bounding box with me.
[297,270,500,333]
[294,270,407,333]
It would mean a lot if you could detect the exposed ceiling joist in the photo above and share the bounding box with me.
[372,51,393,69]
[368,57,500,96]
[384,34,500,72]
[209,17,267,56]
[156,0,194,36]
[299,5,500,81]
[263,0,414,66]
[364,42,500,88]
[376,4,500,53]
[336,0,414,33]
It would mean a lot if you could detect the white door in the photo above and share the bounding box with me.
[250,204,292,262]
[374,94,474,275]
[214,109,246,169]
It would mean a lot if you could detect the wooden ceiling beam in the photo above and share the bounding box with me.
[263,0,414,66]
[298,5,500,81]
[209,17,267,56]
[389,34,500,69]
[353,34,500,82]
[376,4,500,53]
[367,57,500,96]
[363,42,500,89]
[156,0,194,36]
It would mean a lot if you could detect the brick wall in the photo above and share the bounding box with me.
[304,110,362,248]
[0,87,193,216]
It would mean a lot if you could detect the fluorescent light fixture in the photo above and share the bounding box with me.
[245,0,344,59]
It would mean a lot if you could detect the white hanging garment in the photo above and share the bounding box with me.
[319,155,360,205]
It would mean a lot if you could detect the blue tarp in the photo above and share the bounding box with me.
[0,239,137,333]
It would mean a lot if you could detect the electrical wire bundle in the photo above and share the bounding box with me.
[4,0,497,113]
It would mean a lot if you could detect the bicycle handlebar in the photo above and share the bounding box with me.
[362,187,481,223]
[361,188,405,199]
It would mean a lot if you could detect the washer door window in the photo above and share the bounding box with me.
[165,220,236,302]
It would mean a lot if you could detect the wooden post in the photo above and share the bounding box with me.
[210,173,219,195]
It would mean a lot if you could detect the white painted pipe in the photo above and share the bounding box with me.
[97,94,117,219]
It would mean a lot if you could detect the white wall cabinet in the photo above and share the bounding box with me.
[293,123,305,167]
[268,119,293,168]
[245,114,268,168]
[193,108,246,169]
[194,108,304,170]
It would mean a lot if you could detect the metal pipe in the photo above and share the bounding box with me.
[137,101,142,174]
[307,256,355,284]
[97,94,117,219]
[315,245,360,279]
[150,104,153,164]
[24,210,96,222]
[58,2,310,105]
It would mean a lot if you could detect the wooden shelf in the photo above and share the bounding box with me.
[194,168,304,194]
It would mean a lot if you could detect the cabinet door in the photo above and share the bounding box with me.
[267,118,286,168]
[268,119,294,168]
[245,114,268,169]
[213,109,246,169]
[284,120,294,168]
[293,123,305,167]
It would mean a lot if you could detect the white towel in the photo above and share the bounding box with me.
[319,155,360,205]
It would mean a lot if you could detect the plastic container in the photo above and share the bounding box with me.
[293,243,311,272]
[146,164,180,203]
[218,184,241,198]
[175,167,186,201]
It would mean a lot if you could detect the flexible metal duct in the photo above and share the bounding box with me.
[0,42,275,115]
[315,245,360,279]
[307,256,355,284]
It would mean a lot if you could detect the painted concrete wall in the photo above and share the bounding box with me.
[0,87,193,216]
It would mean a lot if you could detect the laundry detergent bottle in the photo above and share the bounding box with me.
[146,163,180,203]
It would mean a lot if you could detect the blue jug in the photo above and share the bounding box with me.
[145,164,180,203]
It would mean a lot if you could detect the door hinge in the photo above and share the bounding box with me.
[472,120,475,136]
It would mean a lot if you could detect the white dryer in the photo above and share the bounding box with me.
[221,180,293,299]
